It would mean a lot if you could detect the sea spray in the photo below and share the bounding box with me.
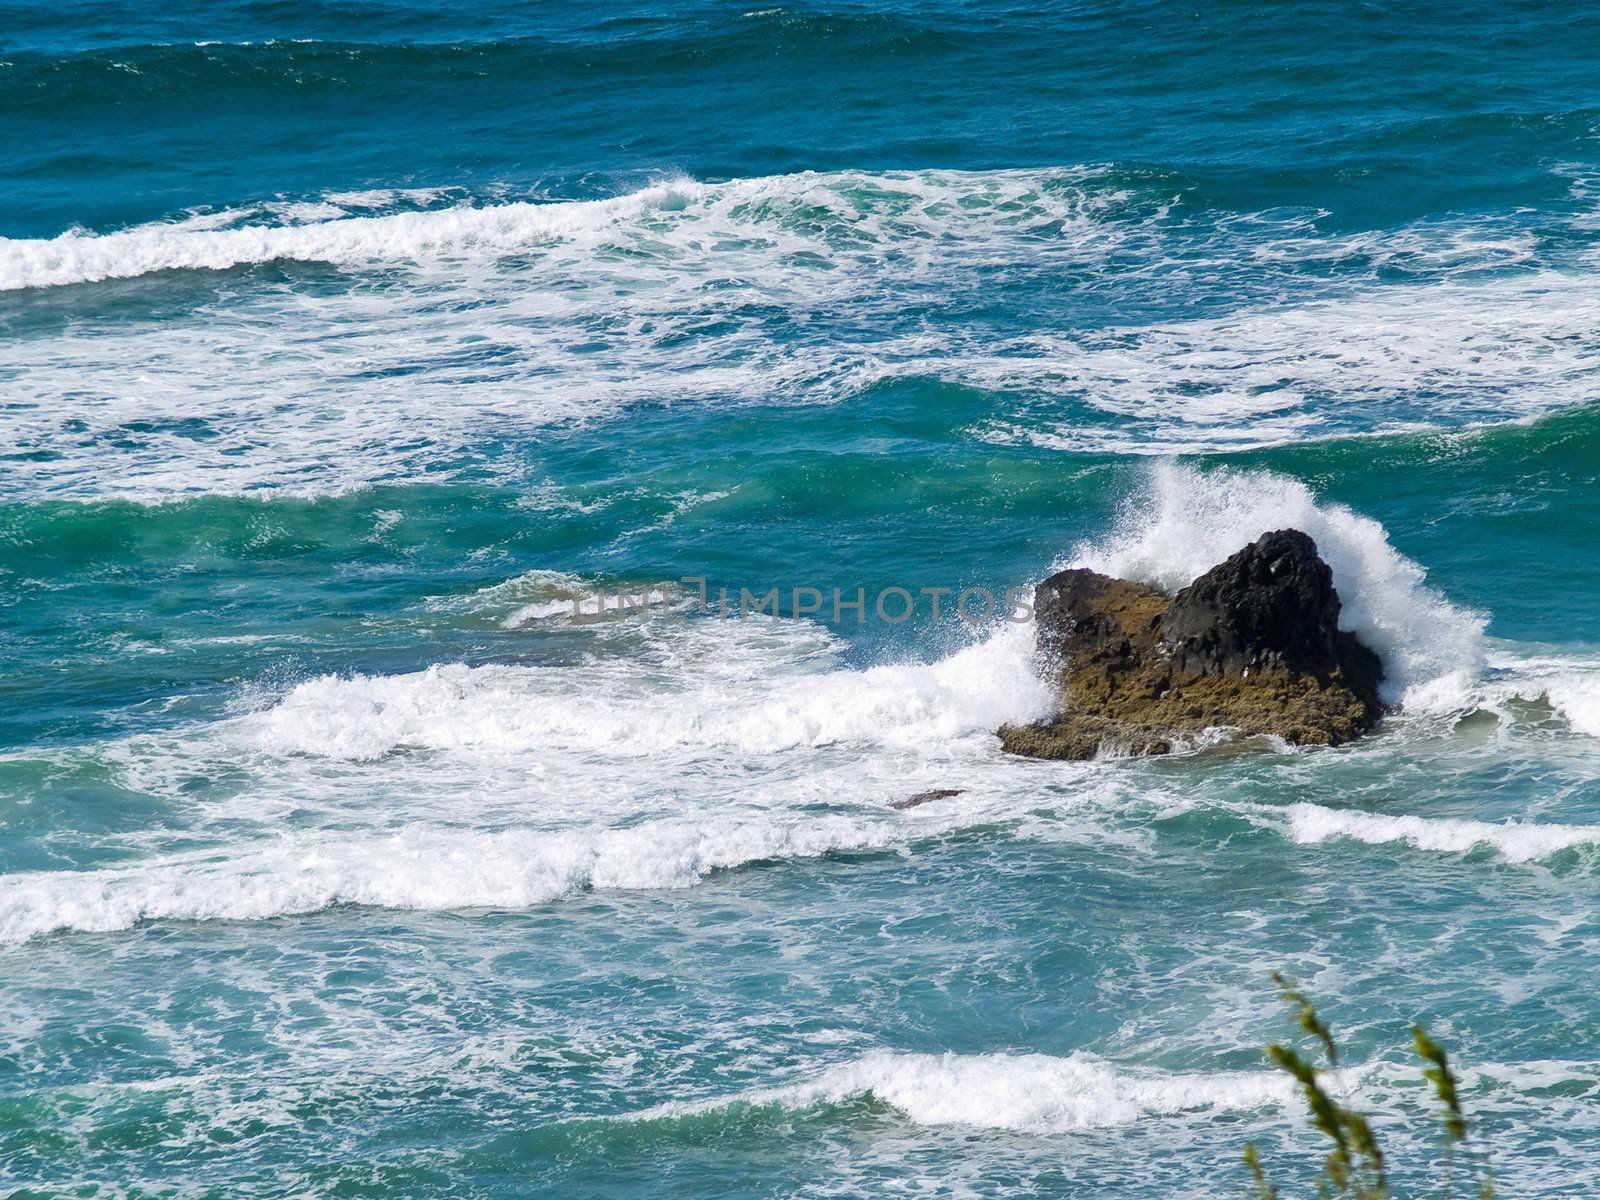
[1070,462,1487,704]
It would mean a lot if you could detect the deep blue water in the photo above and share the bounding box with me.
[4,3,1600,1196]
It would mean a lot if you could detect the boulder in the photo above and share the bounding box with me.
[890,788,965,810]
[1000,530,1385,759]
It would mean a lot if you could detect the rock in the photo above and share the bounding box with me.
[999,530,1385,760]
[891,788,965,810]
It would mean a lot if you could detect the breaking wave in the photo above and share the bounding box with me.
[627,1050,1294,1133]
[1278,802,1600,862]
[0,169,1122,292]
[245,618,1050,761]
[8,169,1600,500]
[0,812,944,944]
[1070,463,1487,704]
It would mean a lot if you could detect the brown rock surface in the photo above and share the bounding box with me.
[1000,530,1385,760]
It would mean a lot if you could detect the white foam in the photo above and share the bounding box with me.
[0,168,1129,500]
[969,270,1600,452]
[1421,649,1600,740]
[1494,666,1600,740]
[419,567,671,628]
[635,1050,1293,1132]
[246,618,1051,760]
[503,587,675,629]
[0,181,704,290]
[1546,674,1600,738]
[0,812,932,944]
[0,169,1119,292]
[18,570,1111,877]
[5,168,1593,500]
[1281,802,1600,863]
[1069,462,1486,703]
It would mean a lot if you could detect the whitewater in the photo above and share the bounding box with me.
[7,464,1600,953]
[7,170,1600,501]
[8,3,1600,1197]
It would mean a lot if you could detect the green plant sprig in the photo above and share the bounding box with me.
[1242,975,1495,1200]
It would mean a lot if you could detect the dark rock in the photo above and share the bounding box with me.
[1160,530,1382,696]
[1033,570,1170,673]
[999,530,1386,760]
[891,788,965,810]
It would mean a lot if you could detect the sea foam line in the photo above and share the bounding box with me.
[1279,803,1600,863]
[0,181,707,291]
[5,780,1595,946]
[0,813,945,945]
[625,1050,1295,1132]
[242,619,1050,760]
[0,167,1116,293]
[8,171,1598,503]
[5,765,1117,943]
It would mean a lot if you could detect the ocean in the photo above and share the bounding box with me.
[3,1,1600,1195]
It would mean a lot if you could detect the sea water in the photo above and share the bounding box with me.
[4,2,1600,1195]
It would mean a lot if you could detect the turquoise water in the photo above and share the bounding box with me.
[5,3,1600,1195]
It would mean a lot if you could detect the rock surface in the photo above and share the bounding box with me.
[890,788,965,810]
[1000,530,1385,759]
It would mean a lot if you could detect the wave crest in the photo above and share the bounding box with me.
[0,812,940,944]
[1070,463,1486,704]
[0,168,1119,292]
[633,1050,1293,1132]
[247,619,1050,760]
[1281,802,1600,863]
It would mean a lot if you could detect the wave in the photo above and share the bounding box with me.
[245,617,1049,760]
[8,788,1598,944]
[1277,802,1600,863]
[626,1050,1294,1133]
[1069,462,1486,704]
[0,180,705,291]
[628,1049,1600,1136]
[976,268,1600,455]
[1472,658,1600,739]
[0,809,952,944]
[12,665,1600,945]
[0,166,1132,499]
[1543,674,1600,738]
[0,612,1063,942]
[447,570,679,629]
[8,166,1600,499]
[0,167,1126,292]
[0,13,956,112]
